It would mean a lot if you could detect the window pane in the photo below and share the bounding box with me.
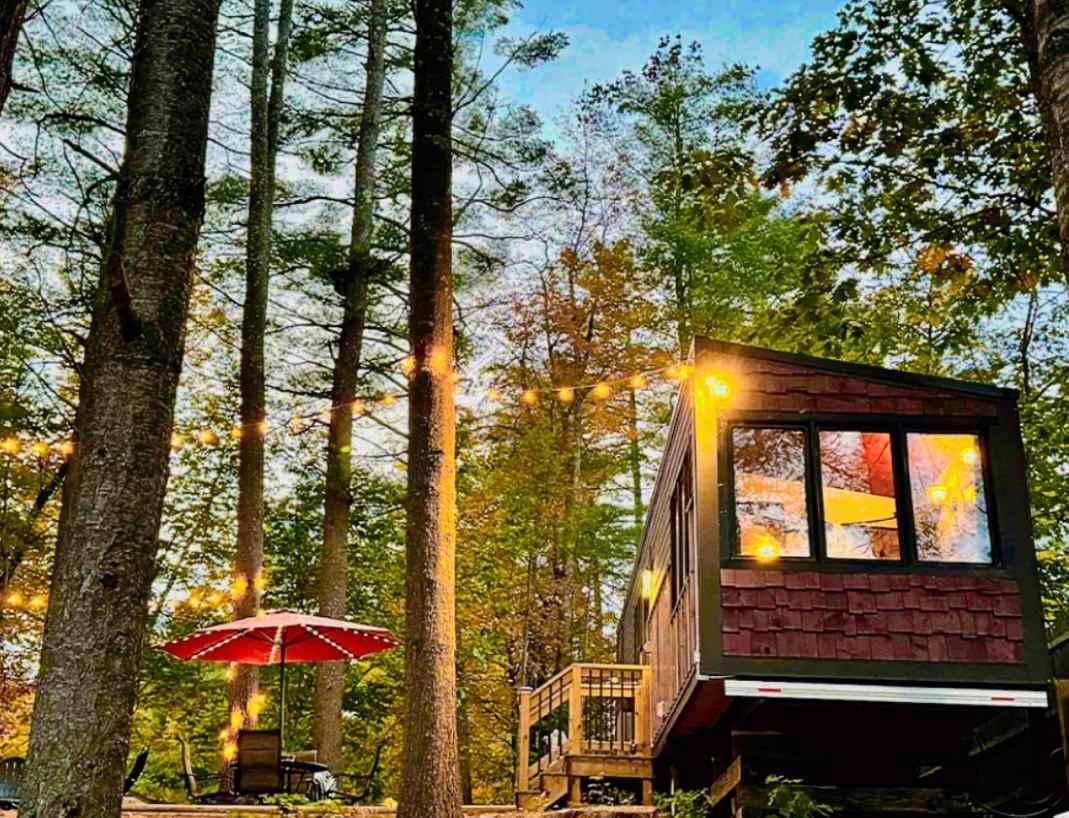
[908,433,992,563]
[732,427,810,558]
[820,431,901,560]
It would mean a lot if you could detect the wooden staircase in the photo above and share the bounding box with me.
[515,663,653,810]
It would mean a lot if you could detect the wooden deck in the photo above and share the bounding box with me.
[3,805,655,818]
[515,663,653,810]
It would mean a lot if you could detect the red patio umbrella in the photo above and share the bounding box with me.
[162,609,400,746]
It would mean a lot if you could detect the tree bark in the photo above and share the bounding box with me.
[312,0,387,771]
[0,0,27,117]
[17,1,221,817]
[1030,0,1069,287]
[396,0,461,812]
[231,0,294,735]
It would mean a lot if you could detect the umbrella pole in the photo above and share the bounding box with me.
[279,644,286,750]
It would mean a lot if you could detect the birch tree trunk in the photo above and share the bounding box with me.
[1030,0,1069,287]
[231,0,293,733]
[396,0,462,811]
[17,2,221,817]
[0,0,27,116]
[312,0,387,771]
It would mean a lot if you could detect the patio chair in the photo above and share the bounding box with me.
[235,729,282,796]
[0,757,24,810]
[124,748,149,795]
[178,738,256,805]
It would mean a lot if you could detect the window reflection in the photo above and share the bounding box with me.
[908,433,992,563]
[820,431,901,560]
[732,427,810,558]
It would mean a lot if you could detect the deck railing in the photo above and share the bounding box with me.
[516,662,650,792]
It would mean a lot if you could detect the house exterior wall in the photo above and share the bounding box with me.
[693,339,1049,688]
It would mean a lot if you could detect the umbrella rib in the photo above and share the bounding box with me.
[189,627,253,660]
[304,624,358,659]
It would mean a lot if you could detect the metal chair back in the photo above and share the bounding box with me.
[236,729,282,795]
[0,757,25,806]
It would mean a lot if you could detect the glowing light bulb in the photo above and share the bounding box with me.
[319,409,332,424]
[198,428,219,446]
[961,447,978,465]
[521,389,538,406]
[705,374,730,398]
[628,374,646,390]
[231,574,248,601]
[927,484,948,504]
[558,386,575,404]
[29,594,47,611]
[257,420,268,436]
[351,400,365,417]
[7,591,24,607]
[429,348,448,374]
[288,416,302,434]
[486,387,501,402]
[401,355,417,376]
[31,441,49,457]
[754,534,781,562]
[592,383,612,401]
[676,363,691,382]
[59,440,75,457]
[381,393,396,407]
[230,425,243,441]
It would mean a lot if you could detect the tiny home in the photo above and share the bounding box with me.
[516,338,1055,814]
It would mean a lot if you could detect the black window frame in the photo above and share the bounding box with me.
[722,417,1001,569]
[669,451,694,615]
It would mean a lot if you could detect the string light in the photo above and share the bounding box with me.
[29,594,47,611]
[401,355,416,376]
[6,591,24,607]
[230,574,248,601]
[0,360,703,458]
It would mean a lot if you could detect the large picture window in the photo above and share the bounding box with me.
[907,432,993,563]
[731,427,811,559]
[729,424,995,565]
[819,431,901,560]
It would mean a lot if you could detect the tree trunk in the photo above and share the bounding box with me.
[312,0,387,771]
[231,0,294,737]
[0,0,27,116]
[396,0,461,812]
[17,2,220,817]
[1030,0,1069,287]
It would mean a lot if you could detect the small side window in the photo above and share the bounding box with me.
[732,427,810,558]
[907,432,993,563]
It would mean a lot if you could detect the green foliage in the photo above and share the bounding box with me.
[653,788,713,818]
[765,775,835,818]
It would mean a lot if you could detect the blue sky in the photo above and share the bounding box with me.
[496,0,846,124]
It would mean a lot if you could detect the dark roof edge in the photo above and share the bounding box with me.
[694,338,1018,402]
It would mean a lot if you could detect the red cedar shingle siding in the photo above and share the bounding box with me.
[715,357,1000,417]
[721,569,1024,664]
